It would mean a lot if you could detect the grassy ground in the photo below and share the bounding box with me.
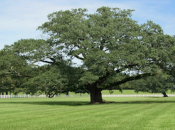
[10,89,175,96]
[1,96,175,130]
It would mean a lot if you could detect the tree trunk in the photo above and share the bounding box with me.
[162,92,168,97]
[66,91,69,97]
[6,90,8,95]
[89,83,104,104]
[48,94,54,98]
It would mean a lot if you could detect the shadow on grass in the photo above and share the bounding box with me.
[113,100,175,104]
[1,98,175,106]
[0,101,90,106]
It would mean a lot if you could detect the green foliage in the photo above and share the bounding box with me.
[0,46,34,93]
[131,74,175,94]
[37,6,175,88]
[119,82,133,89]
[4,6,175,100]
[21,65,66,97]
[13,88,23,95]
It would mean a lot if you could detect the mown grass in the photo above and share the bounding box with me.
[1,96,175,130]
[11,89,175,96]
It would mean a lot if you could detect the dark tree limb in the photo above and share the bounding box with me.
[104,73,155,89]
[74,55,84,60]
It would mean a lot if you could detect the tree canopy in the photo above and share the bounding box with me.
[0,45,43,95]
[5,6,175,103]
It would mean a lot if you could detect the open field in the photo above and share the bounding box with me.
[1,97,175,130]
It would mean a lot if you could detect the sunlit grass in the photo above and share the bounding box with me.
[1,97,175,130]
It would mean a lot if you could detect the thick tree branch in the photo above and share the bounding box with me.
[104,73,155,89]
[40,60,55,64]
[90,64,139,88]
[74,55,84,61]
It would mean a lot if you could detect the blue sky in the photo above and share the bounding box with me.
[1,0,175,50]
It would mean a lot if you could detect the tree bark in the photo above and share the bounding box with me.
[89,83,104,104]
[162,92,168,97]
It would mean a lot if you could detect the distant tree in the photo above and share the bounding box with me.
[130,74,175,97]
[21,65,66,97]
[119,82,133,90]
[0,46,42,95]
[21,63,84,97]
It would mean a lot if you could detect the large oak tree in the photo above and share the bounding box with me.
[12,6,175,103]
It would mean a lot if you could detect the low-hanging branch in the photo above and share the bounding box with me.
[40,58,61,66]
[105,72,155,89]
[40,60,54,64]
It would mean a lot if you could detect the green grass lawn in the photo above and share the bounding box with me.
[1,96,175,130]
[13,89,175,96]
